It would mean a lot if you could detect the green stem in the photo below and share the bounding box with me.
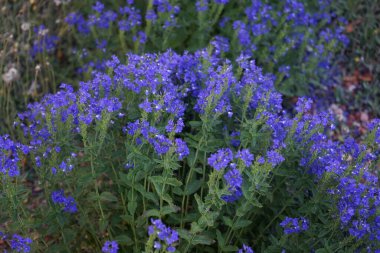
[85,141,105,221]
[200,152,207,199]
[142,0,154,52]
[184,234,196,253]
[130,176,139,251]
[57,218,71,253]
[180,144,202,228]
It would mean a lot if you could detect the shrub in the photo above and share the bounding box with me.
[64,0,348,96]
[1,50,379,252]
[0,0,349,136]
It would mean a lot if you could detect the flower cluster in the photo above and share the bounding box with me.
[0,232,32,253]
[51,189,78,213]
[208,148,256,202]
[148,219,179,252]
[221,0,348,94]
[280,217,309,235]
[2,49,380,251]
[335,174,380,240]
[58,0,348,104]
[222,168,243,202]
[238,244,255,253]
[65,0,180,42]
[0,135,29,178]
[30,25,58,57]
[208,148,234,171]
[102,241,119,253]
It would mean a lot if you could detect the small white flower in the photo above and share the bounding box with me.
[54,0,71,6]
[21,22,31,31]
[2,67,19,84]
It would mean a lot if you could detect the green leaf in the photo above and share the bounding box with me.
[144,209,161,218]
[184,180,203,195]
[236,202,252,217]
[99,218,108,232]
[315,249,328,253]
[216,230,225,248]
[121,214,133,223]
[162,193,174,205]
[100,191,118,202]
[149,176,163,193]
[222,216,233,227]
[165,177,183,187]
[87,192,99,202]
[232,219,252,230]
[188,121,202,128]
[248,197,263,208]
[221,245,239,252]
[177,229,192,241]
[114,234,133,245]
[128,200,137,216]
[191,234,215,245]
[63,228,76,243]
[134,184,159,204]
[190,222,203,234]
[119,172,132,187]
[172,186,184,195]
[161,205,180,215]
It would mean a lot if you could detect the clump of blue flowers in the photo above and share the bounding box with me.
[30,25,58,58]
[280,217,309,234]
[147,219,179,252]
[0,135,29,177]
[1,49,379,252]
[102,241,119,253]
[51,189,78,213]
[238,244,254,253]
[0,232,32,253]
[59,0,348,101]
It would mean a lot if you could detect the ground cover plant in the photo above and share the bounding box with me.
[1,50,380,252]
[63,0,349,96]
[1,1,380,253]
[1,0,349,135]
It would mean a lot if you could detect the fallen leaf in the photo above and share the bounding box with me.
[358,73,373,82]
[345,23,354,33]
[343,75,358,84]
[345,19,362,33]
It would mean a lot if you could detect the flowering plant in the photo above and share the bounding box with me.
[1,0,349,138]
[63,0,348,97]
[1,49,379,252]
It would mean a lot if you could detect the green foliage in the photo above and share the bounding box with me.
[1,51,378,252]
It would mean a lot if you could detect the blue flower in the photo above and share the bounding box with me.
[235,149,254,167]
[102,241,119,253]
[9,234,32,253]
[224,168,243,189]
[208,148,233,171]
[214,0,228,4]
[238,244,254,253]
[222,168,243,202]
[148,219,179,252]
[0,135,29,178]
[280,217,309,234]
[266,150,284,167]
[51,190,78,213]
[175,138,189,160]
[196,0,208,12]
